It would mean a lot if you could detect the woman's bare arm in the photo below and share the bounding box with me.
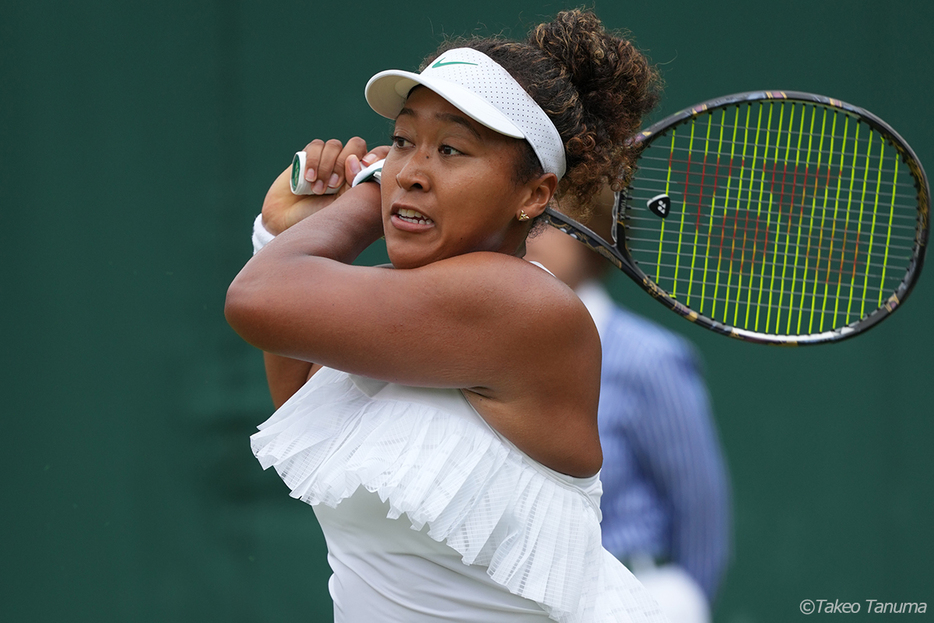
[253,139,386,406]
[226,185,602,475]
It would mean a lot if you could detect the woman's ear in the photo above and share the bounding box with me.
[520,172,558,219]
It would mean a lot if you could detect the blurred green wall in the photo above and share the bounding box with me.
[2,1,931,621]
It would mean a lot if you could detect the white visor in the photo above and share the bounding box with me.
[365,47,567,180]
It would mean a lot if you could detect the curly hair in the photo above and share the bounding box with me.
[422,9,662,221]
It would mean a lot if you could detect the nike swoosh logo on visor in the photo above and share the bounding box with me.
[431,58,479,68]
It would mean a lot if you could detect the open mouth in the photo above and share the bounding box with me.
[395,207,434,226]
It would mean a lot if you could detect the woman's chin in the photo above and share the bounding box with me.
[385,245,431,270]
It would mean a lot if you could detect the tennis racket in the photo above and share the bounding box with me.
[542,90,929,345]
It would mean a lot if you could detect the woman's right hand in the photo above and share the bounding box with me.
[261,137,388,235]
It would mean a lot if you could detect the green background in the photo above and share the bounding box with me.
[2,1,931,621]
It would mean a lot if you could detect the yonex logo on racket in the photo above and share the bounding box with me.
[647,194,671,219]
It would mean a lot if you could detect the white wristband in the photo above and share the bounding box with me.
[252,213,276,255]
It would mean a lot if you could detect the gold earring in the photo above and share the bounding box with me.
[518,210,530,222]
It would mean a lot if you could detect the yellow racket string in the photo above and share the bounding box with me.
[818,112,841,332]
[804,107,828,335]
[671,121,694,298]
[879,157,899,307]
[764,102,789,333]
[830,115,852,329]
[699,110,727,316]
[773,102,797,333]
[753,103,776,332]
[788,105,810,335]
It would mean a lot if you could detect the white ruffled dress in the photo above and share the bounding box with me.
[251,366,667,623]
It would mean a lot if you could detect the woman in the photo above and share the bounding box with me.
[226,9,664,622]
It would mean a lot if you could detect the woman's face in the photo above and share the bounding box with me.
[380,87,542,269]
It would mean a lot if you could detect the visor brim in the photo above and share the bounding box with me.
[365,69,526,140]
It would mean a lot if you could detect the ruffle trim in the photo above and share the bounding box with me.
[251,368,665,623]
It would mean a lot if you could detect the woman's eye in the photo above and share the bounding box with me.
[439,145,463,156]
[391,135,412,148]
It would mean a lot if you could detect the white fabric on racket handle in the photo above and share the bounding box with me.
[289,151,340,195]
[351,158,384,187]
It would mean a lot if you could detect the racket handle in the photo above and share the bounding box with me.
[289,151,340,195]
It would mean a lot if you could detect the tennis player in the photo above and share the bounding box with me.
[226,10,666,622]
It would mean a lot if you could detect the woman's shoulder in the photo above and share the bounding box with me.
[431,251,591,322]
[434,251,600,381]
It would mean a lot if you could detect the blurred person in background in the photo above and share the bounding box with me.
[525,187,732,623]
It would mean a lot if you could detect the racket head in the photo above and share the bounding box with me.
[613,91,929,345]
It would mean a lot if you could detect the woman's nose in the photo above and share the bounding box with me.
[394,149,432,191]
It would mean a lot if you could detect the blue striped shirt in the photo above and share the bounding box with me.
[577,281,732,602]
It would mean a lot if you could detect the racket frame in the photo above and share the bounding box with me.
[543,90,929,346]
